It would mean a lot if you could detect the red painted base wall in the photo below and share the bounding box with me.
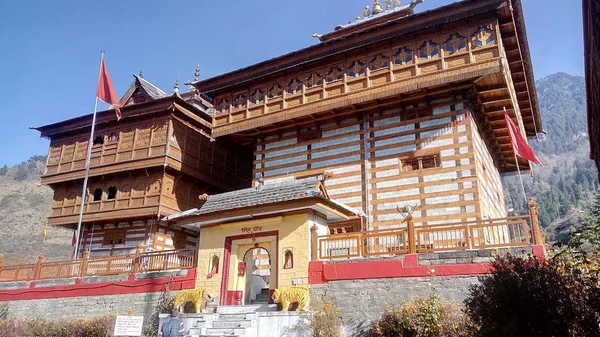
[309,245,547,284]
[0,269,196,301]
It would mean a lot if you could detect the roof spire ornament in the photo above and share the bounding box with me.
[173,79,180,96]
[394,0,401,8]
[372,0,384,14]
[385,0,392,10]
[363,6,371,18]
[194,63,200,82]
[138,70,143,78]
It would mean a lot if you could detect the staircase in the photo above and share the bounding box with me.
[250,288,270,305]
[185,302,277,337]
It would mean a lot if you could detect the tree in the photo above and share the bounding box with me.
[0,165,7,176]
[464,254,600,337]
[13,165,28,181]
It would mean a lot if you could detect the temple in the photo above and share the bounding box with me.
[2,0,545,332]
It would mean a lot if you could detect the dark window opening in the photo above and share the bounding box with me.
[103,232,126,246]
[402,154,440,172]
[298,129,322,143]
[93,135,104,145]
[283,250,294,269]
[107,186,117,200]
[93,188,103,201]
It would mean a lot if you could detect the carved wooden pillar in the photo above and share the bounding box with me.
[311,225,318,261]
[132,244,142,273]
[34,253,44,280]
[528,198,543,245]
[79,250,89,277]
[407,214,416,254]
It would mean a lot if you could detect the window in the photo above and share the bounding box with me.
[283,250,294,269]
[107,186,117,200]
[401,154,440,172]
[103,231,126,245]
[107,132,119,143]
[207,254,219,278]
[93,188,103,201]
[92,135,104,146]
[298,129,321,143]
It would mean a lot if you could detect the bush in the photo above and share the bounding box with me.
[293,297,342,337]
[143,278,174,337]
[367,295,474,337]
[0,314,116,337]
[465,254,600,337]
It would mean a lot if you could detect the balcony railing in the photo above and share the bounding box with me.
[0,247,197,282]
[312,199,544,260]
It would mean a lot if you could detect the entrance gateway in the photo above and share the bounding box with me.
[220,231,279,306]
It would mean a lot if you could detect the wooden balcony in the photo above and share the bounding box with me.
[0,247,196,282]
[311,199,544,260]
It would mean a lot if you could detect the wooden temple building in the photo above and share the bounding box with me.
[8,0,545,309]
[584,0,600,172]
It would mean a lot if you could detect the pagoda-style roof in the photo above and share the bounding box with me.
[30,95,212,139]
[168,177,362,228]
[120,74,168,105]
[194,0,541,138]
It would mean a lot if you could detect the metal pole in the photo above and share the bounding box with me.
[514,154,528,204]
[74,51,104,260]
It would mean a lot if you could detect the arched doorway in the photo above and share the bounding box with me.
[242,246,271,305]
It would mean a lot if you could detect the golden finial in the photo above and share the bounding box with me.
[385,0,392,10]
[194,64,200,82]
[363,6,371,17]
[356,16,361,22]
[372,0,384,14]
[394,0,401,8]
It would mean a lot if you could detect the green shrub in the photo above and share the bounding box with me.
[143,278,174,337]
[465,254,600,337]
[367,295,474,337]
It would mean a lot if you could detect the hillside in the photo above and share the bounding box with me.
[502,73,597,242]
[0,72,594,264]
[0,158,72,265]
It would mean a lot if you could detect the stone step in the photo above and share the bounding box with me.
[218,313,248,320]
[250,300,268,305]
[255,294,270,300]
[260,288,269,295]
[212,320,253,329]
[203,327,246,335]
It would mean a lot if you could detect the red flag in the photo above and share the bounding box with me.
[97,57,121,120]
[504,107,542,166]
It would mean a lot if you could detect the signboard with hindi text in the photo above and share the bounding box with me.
[113,315,144,336]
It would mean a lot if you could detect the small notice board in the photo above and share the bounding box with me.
[113,315,144,336]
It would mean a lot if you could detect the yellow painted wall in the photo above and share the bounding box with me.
[194,212,311,297]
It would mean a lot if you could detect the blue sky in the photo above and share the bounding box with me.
[0,0,584,167]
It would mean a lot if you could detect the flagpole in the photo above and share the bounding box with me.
[514,153,528,205]
[73,50,105,260]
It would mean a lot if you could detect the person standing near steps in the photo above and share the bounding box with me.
[159,308,186,337]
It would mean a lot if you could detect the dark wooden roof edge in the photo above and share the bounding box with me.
[30,95,212,139]
[194,0,506,94]
[510,0,542,134]
[583,0,599,168]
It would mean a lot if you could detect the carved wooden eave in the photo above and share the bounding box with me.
[31,95,212,139]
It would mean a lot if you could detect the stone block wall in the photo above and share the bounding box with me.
[310,276,480,336]
[4,292,163,320]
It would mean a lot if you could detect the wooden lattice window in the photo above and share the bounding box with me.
[401,154,441,172]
